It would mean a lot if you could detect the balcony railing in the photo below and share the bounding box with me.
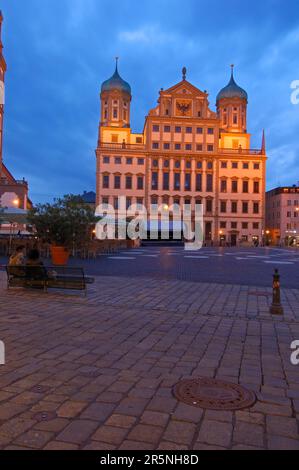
[218,148,262,155]
[98,142,145,151]
[98,142,262,155]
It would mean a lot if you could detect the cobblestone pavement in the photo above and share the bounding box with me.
[0,272,299,450]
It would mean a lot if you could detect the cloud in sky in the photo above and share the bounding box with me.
[1,0,299,202]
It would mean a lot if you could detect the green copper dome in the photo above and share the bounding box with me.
[101,61,131,95]
[217,67,248,102]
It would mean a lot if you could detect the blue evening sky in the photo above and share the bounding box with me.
[1,0,299,203]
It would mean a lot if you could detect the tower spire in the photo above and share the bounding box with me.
[115,56,119,73]
[261,129,266,155]
[230,64,235,79]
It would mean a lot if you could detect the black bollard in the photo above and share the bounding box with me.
[270,269,284,315]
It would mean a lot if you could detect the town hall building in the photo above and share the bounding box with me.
[96,60,266,245]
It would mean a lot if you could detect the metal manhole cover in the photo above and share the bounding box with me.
[33,411,57,422]
[30,385,51,394]
[173,377,256,411]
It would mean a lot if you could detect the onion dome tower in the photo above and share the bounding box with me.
[100,58,132,128]
[216,65,248,133]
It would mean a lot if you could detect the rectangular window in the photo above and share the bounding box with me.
[152,159,158,168]
[254,163,260,170]
[221,180,227,192]
[153,124,159,132]
[126,157,133,165]
[196,173,202,191]
[152,142,159,149]
[163,172,169,191]
[151,172,158,190]
[126,197,132,210]
[137,158,144,165]
[136,137,142,144]
[253,222,259,229]
[103,175,109,189]
[197,161,202,169]
[206,199,213,213]
[114,197,119,210]
[196,144,203,151]
[243,180,249,193]
[185,174,191,191]
[253,181,260,193]
[232,180,238,193]
[174,173,180,191]
[196,127,203,134]
[164,159,170,168]
[220,201,227,213]
[175,126,181,133]
[242,222,248,229]
[137,176,144,190]
[242,202,249,213]
[186,127,192,134]
[231,222,237,229]
[113,109,118,119]
[115,157,122,164]
[164,125,171,133]
[231,201,238,213]
[207,144,214,152]
[126,175,132,189]
[206,174,213,192]
[221,161,227,168]
[253,202,259,214]
[220,221,226,229]
[185,144,192,151]
[232,162,238,169]
[164,143,170,150]
[175,143,181,150]
[207,128,214,135]
[207,161,213,170]
[103,156,110,164]
[243,162,249,169]
[102,197,109,207]
[185,160,191,169]
[114,175,121,189]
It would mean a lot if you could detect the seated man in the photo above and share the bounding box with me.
[8,245,26,277]
[26,249,47,280]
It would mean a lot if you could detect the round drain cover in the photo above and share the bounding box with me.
[33,411,57,422]
[173,377,256,411]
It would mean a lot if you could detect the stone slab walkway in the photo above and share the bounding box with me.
[0,273,299,450]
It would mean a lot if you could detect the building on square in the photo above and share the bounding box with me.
[266,185,299,246]
[0,11,30,233]
[95,60,267,245]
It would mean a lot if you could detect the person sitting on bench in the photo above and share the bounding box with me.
[26,249,47,280]
[8,245,26,277]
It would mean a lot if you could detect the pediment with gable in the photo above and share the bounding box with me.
[162,80,207,99]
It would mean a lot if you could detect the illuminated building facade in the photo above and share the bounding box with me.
[96,60,267,245]
[266,186,299,246]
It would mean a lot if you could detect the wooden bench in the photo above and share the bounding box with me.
[5,266,94,296]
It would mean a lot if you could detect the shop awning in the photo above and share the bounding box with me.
[0,208,28,224]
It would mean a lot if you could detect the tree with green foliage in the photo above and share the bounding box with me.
[27,195,99,248]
